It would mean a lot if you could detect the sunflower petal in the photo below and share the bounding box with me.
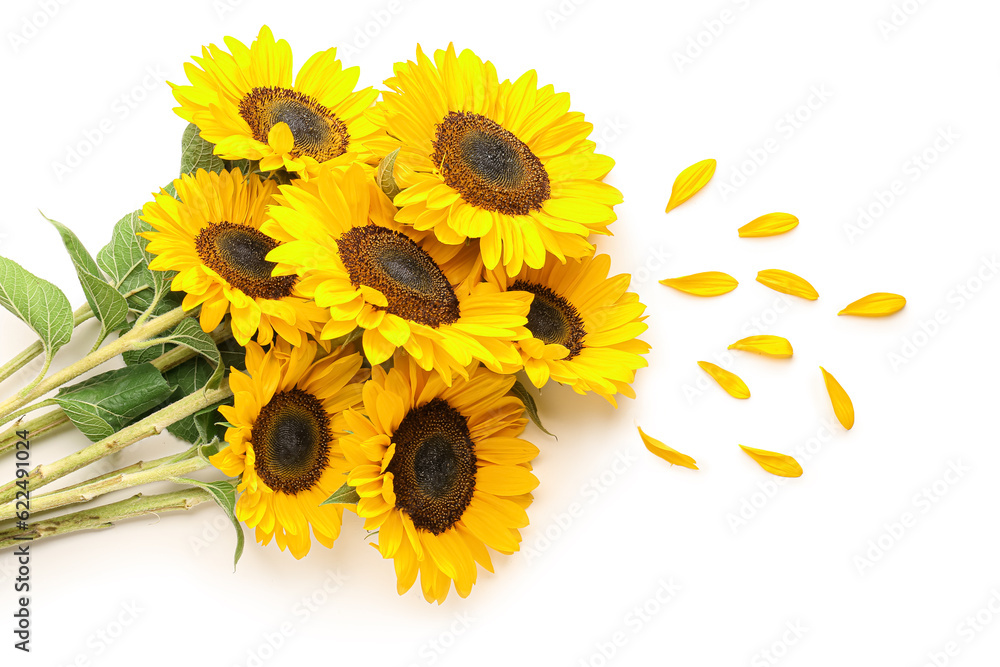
[820,366,854,430]
[838,292,906,317]
[728,335,793,358]
[665,159,716,212]
[696,361,750,399]
[756,269,819,300]
[738,213,799,237]
[638,426,698,470]
[739,445,803,477]
[659,271,738,297]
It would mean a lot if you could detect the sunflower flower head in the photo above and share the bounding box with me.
[171,26,382,180]
[140,168,329,346]
[340,352,538,603]
[369,44,622,276]
[210,339,368,559]
[488,253,650,406]
[263,163,531,384]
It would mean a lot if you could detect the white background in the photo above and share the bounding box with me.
[1,0,999,665]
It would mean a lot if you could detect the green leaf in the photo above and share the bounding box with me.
[45,215,129,345]
[0,256,74,370]
[53,364,174,442]
[162,356,231,445]
[162,317,224,389]
[511,380,555,438]
[96,210,177,314]
[173,477,244,570]
[376,147,401,201]
[180,123,225,176]
[321,481,361,506]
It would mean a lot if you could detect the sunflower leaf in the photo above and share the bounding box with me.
[511,380,555,438]
[180,122,225,176]
[162,356,232,445]
[0,255,74,373]
[161,317,224,390]
[377,147,401,201]
[96,210,177,313]
[44,215,129,345]
[52,363,174,442]
[321,482,361,506]
[173,477,244,570]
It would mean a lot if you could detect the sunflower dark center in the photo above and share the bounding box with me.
[239,86,350,162]
[195,221,297,299]
[251,389,332,495]
[512,280,586,359]
[336,225,460,327]
[431,111,550,216]
[385,398,476,534]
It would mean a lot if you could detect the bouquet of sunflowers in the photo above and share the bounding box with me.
[0,27,649,603]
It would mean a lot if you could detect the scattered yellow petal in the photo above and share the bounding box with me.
[756,269,819,300]
[727,335,793,358]
[696,361,750,399]
[665,159,716,212]
[659,271,738,296]
[838,292,906,317]
[739,445,803,477]
[738,213,799,237]
[820,366,855,430]
[638,426,698,470]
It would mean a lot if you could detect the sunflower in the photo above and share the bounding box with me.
[488,253,650,406]
[209,340,367,559]
[141,168,328,346]
[263,163,531,384]
[368,44,622,276]
[171,26,381,180]
[340,352,538,603]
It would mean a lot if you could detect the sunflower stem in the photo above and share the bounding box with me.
[0,398,58,429]
[0,381,232,506]
[0,452,210,522]
[0,306,190,421]
[0,304,93,387]
[0,486,216,551]
[0,409,71,457]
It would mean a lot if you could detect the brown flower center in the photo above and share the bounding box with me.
[195,221,296,300]
[239,86,350,162]
[385,398,477,534]
[431,111,550,216]
[511,280,586,359]
[336,225,460,327]
[251,389,332,495]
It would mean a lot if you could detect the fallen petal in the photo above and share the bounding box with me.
[697,361,750,399]
[838,292,906,317]
[638,426,698,470]
[728,335,793,358]
[820,366,855,429]
[756,269,819,300]
[665,159,716,212]
[739,445,803,477]
[660,271,738,296]
[738,213,799,237]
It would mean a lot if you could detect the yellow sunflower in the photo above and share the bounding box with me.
[171,26,381,180]
[141,168,328,346]
[340,352,538,603]
[263,163,531,384]
[210,339,367,559]
[369,44,622,276]
[488,253,650,406]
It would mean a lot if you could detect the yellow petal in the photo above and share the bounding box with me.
[665,159,716,212]
[696,361,750,399]
[738,213,799,237]
[728,335,793,358]
[638,426,698,470]
[739,445,803,477]
[756,269,819,300]
[659,271,738,297]
[820,366,855,430]
[838,292,906,317]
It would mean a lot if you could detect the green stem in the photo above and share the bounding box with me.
[0,306,190,421]
[0,453,209,521]
[0,398,57,429]
[0,382,232,505]
[0,304,93,386]
[0,487,216,551]
[0,409,71,456]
